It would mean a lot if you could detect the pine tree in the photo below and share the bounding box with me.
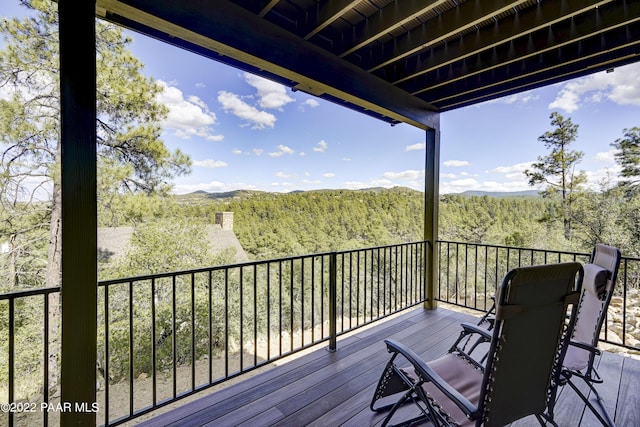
[0,0,191,393]
[524,112,586,240]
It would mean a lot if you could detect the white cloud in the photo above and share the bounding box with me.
[493,91,539,105]
[244,73,294,110]
[193,159,227,168]
[595,149,616,163]
[323,172,336,178]
[304,99,319,108]
[443,160,470,167]
[491,162,532,174]
[447,178,479,189]
[275,171,296,179]
[549,63,640,112]
[313,140,328,152]
[218,90,277,129]
[156,81,223,141]
[232,148,266,156]
[405,142,426,152]
[383,169,424,180]
[269,144,295,157]
[585,167,623,190]
[343,180,376,190]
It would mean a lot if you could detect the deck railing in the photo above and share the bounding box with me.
[1,241,426,426]
[1,241,638,426]
[436,241,640,350]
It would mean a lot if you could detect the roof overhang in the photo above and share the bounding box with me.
[95,0,640,130]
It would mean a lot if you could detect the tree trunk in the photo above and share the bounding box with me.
[46,181,62,395]
[8,234,18,290]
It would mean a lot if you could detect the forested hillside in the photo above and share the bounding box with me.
[4,186,637,290]
[173,186,636,261]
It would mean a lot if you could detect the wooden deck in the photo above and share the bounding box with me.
[137,306,640,427]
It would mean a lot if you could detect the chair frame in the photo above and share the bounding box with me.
[550,244,621,427]
[370,262,583,427]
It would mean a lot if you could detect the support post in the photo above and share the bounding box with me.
[328,252,337,352]
[59,0,98,425]
[424,125,440,310]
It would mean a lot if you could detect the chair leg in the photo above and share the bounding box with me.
[586,381,616,427]
[536,413,558,426]
[565,378,615,427]
[380,388,437,427]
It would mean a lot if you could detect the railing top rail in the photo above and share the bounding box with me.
[98,240,428,286]
[0,286,61,300]
[436,240,591,258]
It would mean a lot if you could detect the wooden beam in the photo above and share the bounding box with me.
[304,0,359,40]
[420,22,640,110]
[59,0,98,424]
[338,0,450,58]
[403,1,640,98]
[378,0,611,82]
[361,0,531,71]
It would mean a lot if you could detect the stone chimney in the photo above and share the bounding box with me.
[215,212,234,230]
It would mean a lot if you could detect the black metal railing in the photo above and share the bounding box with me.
[435,241,640,350]
[0,287,60,427]
[94,241,426,425]
[1,241,638,426]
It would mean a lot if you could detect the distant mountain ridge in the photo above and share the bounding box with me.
[178,186,416,200]
[457,190,541,198]
[178,187,541,200]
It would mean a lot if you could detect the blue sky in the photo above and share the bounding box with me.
[4,1,640,195]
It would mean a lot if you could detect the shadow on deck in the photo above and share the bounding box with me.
[136,306,640,426]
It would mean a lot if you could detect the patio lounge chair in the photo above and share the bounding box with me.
[370,262,583,427]
[548,243,621,426]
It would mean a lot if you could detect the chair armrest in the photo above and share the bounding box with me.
[568,340,601,356]
[460,322,492,339]
[384,339,480,419]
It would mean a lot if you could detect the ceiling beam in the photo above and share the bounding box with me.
[377,0,611,83]
[436,49,640,111]
[403,3,640,98]
[96,0,439,129]
[304,0,360,40]
[338,0,450,58]
[421,23,640,110]
[356,0,532,72]
[258,0,281,18]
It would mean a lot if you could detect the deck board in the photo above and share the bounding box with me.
[137,306,639,427]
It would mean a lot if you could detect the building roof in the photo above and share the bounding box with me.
[98,224,249,265]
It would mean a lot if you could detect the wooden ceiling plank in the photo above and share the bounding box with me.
[304,0,361,40]
[405,3,640,97]
[363,0,532,72]
[338,0,450,58]
[438,49,640,110]
[422,26,640,109]
[258,0,281,18]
